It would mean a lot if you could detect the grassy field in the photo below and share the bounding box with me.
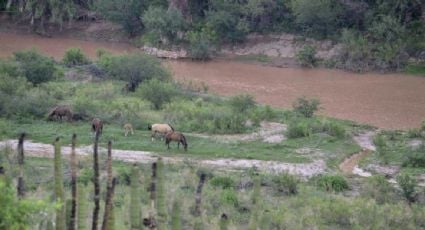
[2,153,425,229]
[0,118,361,164]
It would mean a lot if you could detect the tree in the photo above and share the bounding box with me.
[138,79,178,110]
[14,50,59,85]
[102,53,170,92]
[291,0,344,38]
[96,0,145,36]
[292,96,320,118]
[0,180,52,229]
[142,6,187,45]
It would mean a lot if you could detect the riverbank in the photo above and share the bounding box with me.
[1,30,425,129]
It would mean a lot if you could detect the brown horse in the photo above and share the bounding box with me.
[165,131,188,151]
[91,118,103,136]
[47,105,73,121]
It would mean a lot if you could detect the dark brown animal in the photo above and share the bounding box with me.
[165,131,187,151]
[91,118,103,136]
[47,105,73,121]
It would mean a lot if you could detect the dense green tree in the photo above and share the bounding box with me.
[95,0,145,35]
[101,52,170,92]
[291,0,345,38]
[13,50,59,85]
[138,79,179,110]
[142,6,187,45]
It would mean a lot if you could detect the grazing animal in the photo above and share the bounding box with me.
[165,131,188,151]
[47,105,73,121]
[148,123,174,141]
[91,118,103,136]
[123,123,134,136]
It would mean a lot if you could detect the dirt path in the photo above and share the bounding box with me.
[0,139,325,177]
[339,131,376,176]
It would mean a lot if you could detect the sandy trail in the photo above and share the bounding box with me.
[339,131,376,176]
[0,139,325,177]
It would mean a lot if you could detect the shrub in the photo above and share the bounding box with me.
[138,79,179,110]
[321,120,346,138]
[402,146,425,168]
[96,0,144,35]
[315,174,349,192]
[363,175,396,204]
[292,96,320,118]
[101,52,170,91]
[286,119,312,138]
[271,173,298,196]
[210,176,235,189]
[291,0,344,38]
[142,6,187,45]
[205,10,248,43]
[220,189,239,207]
[14,50,59,85]
[78,168,93,185]
[397,173,417,203]
[63,48,90,67]
[187,30,214,60]
[229,94,256,113]
[296,45,317,67]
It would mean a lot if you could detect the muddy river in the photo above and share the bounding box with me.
[1,32,424,129]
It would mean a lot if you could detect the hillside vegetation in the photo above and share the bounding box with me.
[1,47,425,229]
[1,0,424,72]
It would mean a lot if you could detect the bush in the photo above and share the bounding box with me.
[220,189,239,207]
[271,173,298,196]
[296,45,317,67]
[228,94,256,113]
[187,30,214,60]
[286,119,312,138]
[205,10,248,43]
[62,48,90,67]
[138,79,179,110]
[101,52,170,91]
[292,96,320,118]
[164,100,252,134]
[96,0,144,35]
[14,50,59,85]
[397,174,417,203]
[210,176,235,189]
[142,6,187,45]
[321,120,346,138]
[402,146,425,168]
[315,174,349,192]
[363,175,397,204]
[291,0,344,38]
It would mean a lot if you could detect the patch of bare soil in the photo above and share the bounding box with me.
[190,121,287,143]
[0,139,325,177]
[339,132,377,176]
[340,150,371,175]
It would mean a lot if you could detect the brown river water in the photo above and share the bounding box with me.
[1,32,424,129]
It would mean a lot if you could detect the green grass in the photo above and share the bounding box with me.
[404,63,425,76]
[1,119,360,164]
